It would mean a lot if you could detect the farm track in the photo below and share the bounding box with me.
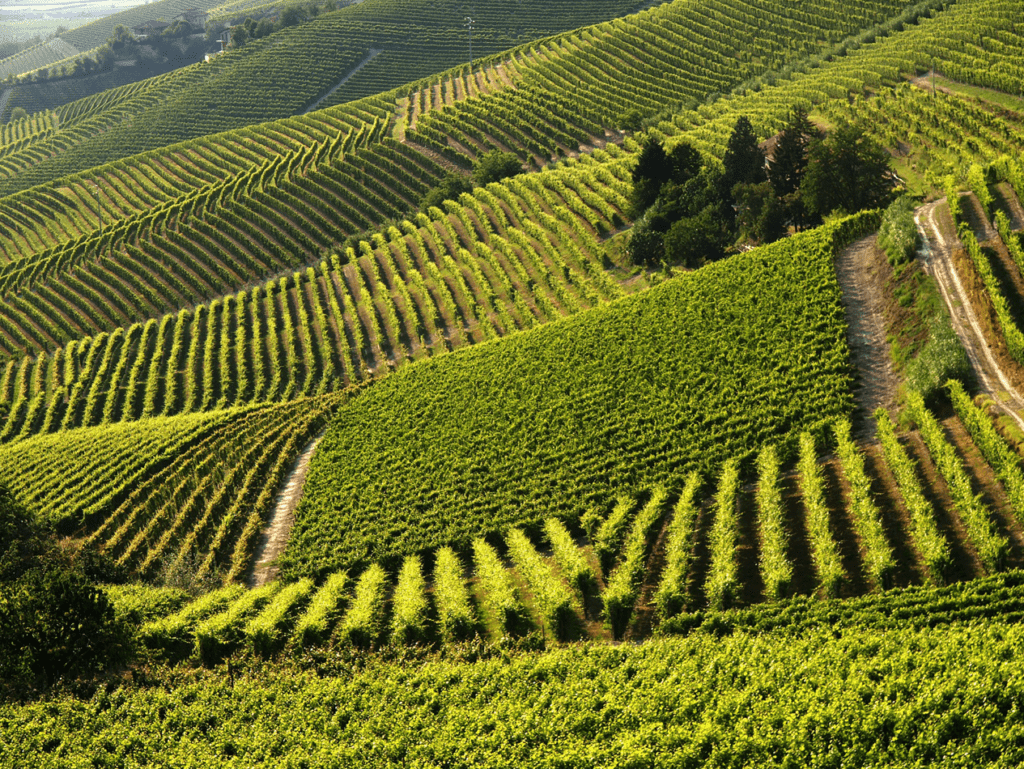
[916,199,1024,434]
[249,434,324,587]
[835,234,898,439]
[304,49,383,115]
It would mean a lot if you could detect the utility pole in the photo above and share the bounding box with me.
[465,16,474,73]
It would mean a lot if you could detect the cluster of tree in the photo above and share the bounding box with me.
[2,26,135,87]
[628,110,897,268]
[224,0,339,48]
[0,484,129,699]
[419,150,522,210]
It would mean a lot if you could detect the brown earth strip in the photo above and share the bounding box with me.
[834,234,898,439]
[249,435,324,587]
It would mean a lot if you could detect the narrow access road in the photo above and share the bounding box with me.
[835,233,899,439]
[249,434,324,587]
[303,49,382,114]
[916,199,1024,434]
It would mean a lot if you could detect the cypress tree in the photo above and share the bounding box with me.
[721,116,766,196]
[768,108,820,198]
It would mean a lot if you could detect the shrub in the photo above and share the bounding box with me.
[877,196,920,266]
[473,151,521,186]
[0,567,129,692]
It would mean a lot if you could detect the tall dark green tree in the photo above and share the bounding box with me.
[668,142,702,186]
[800,120,897,216]
[629,138,671,216]
[630,139,703,217]
[721,116,766,197]
[768,108,820,198]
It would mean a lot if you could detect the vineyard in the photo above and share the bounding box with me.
[0,39,80,82]
[4,0,1024,760]
[0,394,343,582]
[4,584,1024,764]
[283,215,869,576]
[68,384,1020,659]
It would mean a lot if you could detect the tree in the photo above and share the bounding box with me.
[629,138,671,216]
[109,24,134,50]
[95,44,115,70]
[664,206,727,268]
[280,6,306,27]
[421,172,473,210]
[800,120,897,217]
[668,141,702,187]
[733,182,787,244]
[626,215,664,268]
[0,566,128,691]
[255,18,275,39]
[768,108,820,198]
[721,116,766,197]
[0,483,129,695]
[473,150,521,185]
[9,107,27,122]
[231,24,249,48]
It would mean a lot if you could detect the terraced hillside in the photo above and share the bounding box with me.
[0,0,994,438]
[0,0,655,175]
[0,0,1019,561]
[5,0,1024,760]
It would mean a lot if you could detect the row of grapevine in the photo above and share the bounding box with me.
[0,0,654,203]
[0,116,400,300]
[10,592,1024,763]
[125,393,1024,656]
[0,394,343,582]
[0,155,627,445]
[0,0,940,261]
[0,110,57,153]
[946,175,1024,365]
[281,215,877,576]
[0,97,392,264]
[656,0,1024,168]
[0,38,79,81]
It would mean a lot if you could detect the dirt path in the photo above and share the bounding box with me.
[304,49,382,115]
[835,234,898,439]
[995,182,1024,230]
[249,434,324,587]
[0,90,11,123]
[916,199,1024,434]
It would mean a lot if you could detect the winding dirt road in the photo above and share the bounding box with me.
[915,198,1024,433]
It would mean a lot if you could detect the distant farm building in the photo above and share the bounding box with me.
[175,8,210,30]
[132,20,172,39]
